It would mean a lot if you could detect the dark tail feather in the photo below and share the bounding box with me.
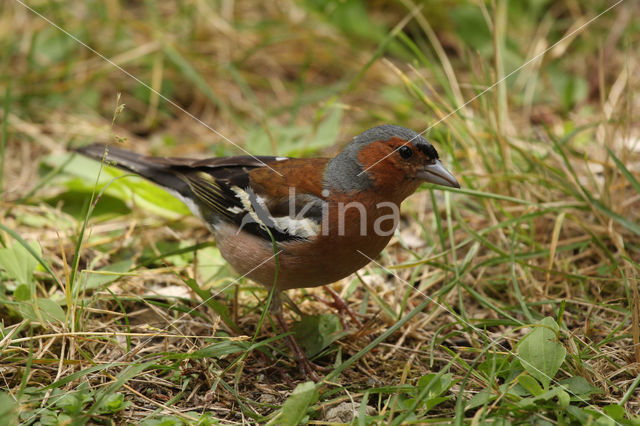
[74,144,189,194]
[74,144,157,175]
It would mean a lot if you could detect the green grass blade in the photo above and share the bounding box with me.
[605,145,640,194]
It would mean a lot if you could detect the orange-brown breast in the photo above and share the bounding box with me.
[213,188,402,290]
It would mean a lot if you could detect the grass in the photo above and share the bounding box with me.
[1,0,639,424]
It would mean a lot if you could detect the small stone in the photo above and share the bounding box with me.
[258,393,278,405]
[325,401,376,423]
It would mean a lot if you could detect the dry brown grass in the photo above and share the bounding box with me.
[1,0,639,423]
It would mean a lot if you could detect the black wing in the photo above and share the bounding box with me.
[75,144,312,242]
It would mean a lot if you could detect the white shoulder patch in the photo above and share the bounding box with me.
[272,216,320,238]
[226,206,244,214]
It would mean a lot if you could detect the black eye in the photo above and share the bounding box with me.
[398,145,413,159]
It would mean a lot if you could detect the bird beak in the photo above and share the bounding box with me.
[416,160,460,188]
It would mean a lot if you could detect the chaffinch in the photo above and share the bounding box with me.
[77,124,459,377]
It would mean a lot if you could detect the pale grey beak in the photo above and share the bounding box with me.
[416,160,460,188]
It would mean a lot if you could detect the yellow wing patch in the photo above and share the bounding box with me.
[179,172,229,215]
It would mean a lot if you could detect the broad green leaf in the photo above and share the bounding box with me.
[89,362,154,417]
[423,396,452,413]
[37,298,66,323]
[18,298,65,324]
[82,259,134,291]
[268,381,318,426]
[602,404,625,420]
[97,393,130,414]
[517,374,543,396]
[557,389,570,408]
[0,241,40,287]
[477,352,512,380]
[140,415,183,426]
[517,317,566,389]
[558,376,603,400]
[154,241,193,267]
[415,373,455,411]
[465,389,495,411]
[559,376,594,395]
[14,284,31,301]
[46,154,190,219]
[0,392,18,425]
[517,386,563,408]
[196,245,225,284]
[412,372,455,411]
[54,390,92,415]
[0,224,62,289]
[292,314,345,357]
[46,189,130,220]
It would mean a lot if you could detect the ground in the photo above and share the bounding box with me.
[0,1,639,424]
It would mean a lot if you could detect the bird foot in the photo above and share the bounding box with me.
[273,310,326,381]
[318,285,364,328]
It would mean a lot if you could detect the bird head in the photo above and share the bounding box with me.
[324,125,459,199]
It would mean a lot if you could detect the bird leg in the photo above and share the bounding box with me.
[319,285,363,328]
[269,290,321,381]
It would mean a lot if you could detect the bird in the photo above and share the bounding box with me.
[76,124,460,378]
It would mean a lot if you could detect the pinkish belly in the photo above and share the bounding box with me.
[213,223,391,290]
